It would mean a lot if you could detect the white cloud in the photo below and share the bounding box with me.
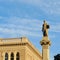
[50,24,60,32]
[0,27,41,37]
[1,0,60,15]
[11,0,60,15]
[0,16,60,38]
[0,17,43,37]
[36,0,60,15]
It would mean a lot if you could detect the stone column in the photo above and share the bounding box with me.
[14,52,16,60]
[40,37,51,60]
[8,52,11,60]
[0,52,2,60]
[3,52,5,60]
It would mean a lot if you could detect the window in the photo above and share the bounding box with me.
[11,53,14,60]
[5,53,8,60]
[16,52,20,60]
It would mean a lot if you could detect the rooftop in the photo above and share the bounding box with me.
[0,37,42,58]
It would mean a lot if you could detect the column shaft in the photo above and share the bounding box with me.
[14,52,16,60]
[3,53,5,60]
[9,52,11,60]
[42,45,50,60]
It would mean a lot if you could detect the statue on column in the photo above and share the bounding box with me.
[42,20,50,37]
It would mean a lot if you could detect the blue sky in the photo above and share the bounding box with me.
[0,0,60,60]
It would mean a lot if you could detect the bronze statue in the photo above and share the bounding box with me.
[42,20,50,37]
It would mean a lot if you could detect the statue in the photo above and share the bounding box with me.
[42,20,50,37]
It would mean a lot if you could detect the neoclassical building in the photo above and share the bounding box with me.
[0,37,42,60]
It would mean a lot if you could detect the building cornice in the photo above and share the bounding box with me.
[0,37,42,58]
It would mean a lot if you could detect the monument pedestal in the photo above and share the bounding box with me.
[40,36,51,60]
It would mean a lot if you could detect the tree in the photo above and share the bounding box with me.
[54,54,60,60]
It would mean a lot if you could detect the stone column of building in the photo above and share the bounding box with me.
[9,52,11,60]
[14,52,16,60]
[3,52,5,60]
[0,52,2,60]
[40,21,51,60]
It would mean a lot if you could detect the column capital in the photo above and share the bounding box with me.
[40,36,51,46]
[40,40,51,46]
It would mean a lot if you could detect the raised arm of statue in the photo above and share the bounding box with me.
[42,20,50,37]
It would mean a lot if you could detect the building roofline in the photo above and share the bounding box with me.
[0,37,42,58]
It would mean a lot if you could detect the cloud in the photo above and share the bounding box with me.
[0,16,59,38]
[1,0,60,20]
[50,23,60,33]
[42,1,60,15]
[0,17,43,38]
[8,0,60,15]
[0,27,41,37]
[0,16,60,38]
[21,0,60,15]
[9,0,60,15]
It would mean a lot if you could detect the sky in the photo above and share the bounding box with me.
[0,0,60,60]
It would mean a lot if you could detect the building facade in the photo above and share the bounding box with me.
[0,37,42,60]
